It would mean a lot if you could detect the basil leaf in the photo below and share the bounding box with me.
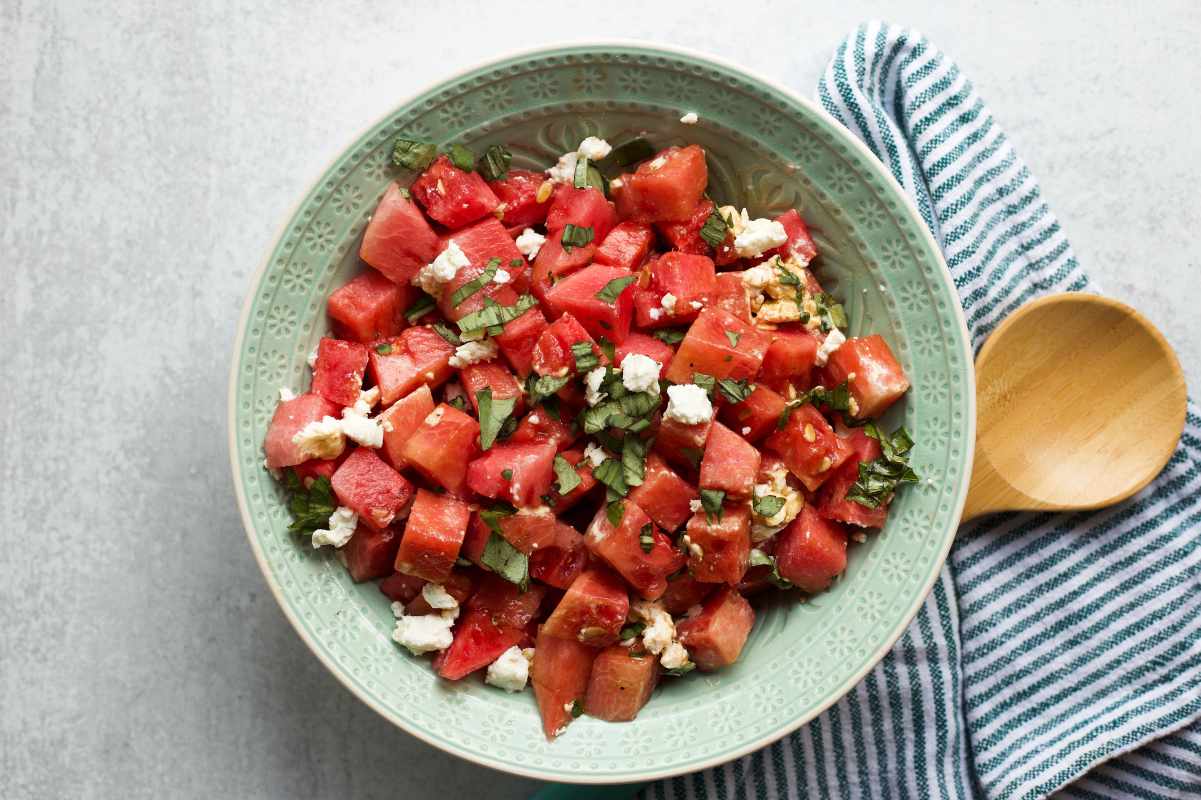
[593,458,628,498]
[692,372,716,397]
[846,425,919,509]
[724,331,741,347]
[639,523,654,553]
[699,207,731,248]
[622,436,648,488]
[814,292,848,332]
[652,328,687,345]
[374,343,394,355]
[444,143,475,171]
[571,699,584,718]
[620,621,646,640]
[716,378,755,404]
[432,322,461,346]
[776,262,802,286]
[528,373,570,407]
[391,138,437,170]
[480,531,529,590]
[618,391,660,420]
[606,499,625,527]
[561,224,594,253]
[699,488,725,522]
[456,294,537,336]
[571,341,600,373]
[581,400,620,434]
[476,144,512,181]
[476,388,517,450]
[404,293,436,323]
[479,501,516,535]
[604,138,656,169]
[572,156,608,192]
[680,447,703,470]
[284,474,337,535]
[594,275,637,305]
[752,494,786,519]
[597,336,616,363]
[664,662,696,677]
[778,381,855,431]
[449,258,500,307]
[748,548,793,589]
[553,455,582,496]
[448,395,467,412]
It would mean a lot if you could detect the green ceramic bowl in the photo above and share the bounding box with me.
[228,42,974,783]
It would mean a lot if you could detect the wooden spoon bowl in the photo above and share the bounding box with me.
[963,293,1187,521]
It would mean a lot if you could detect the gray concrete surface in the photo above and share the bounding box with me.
[3,1,1198,798]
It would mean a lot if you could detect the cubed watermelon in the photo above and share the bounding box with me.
[331,448,414,530]
[633,252,716,328]
[772,209,819,264]
[653,414,711,475]
[291,455,342,486]
[614,333,674,377]
[593,221,655,271]
[612,145,708,222]
[359,183,441,284]
[774,505,849,593]
[532,626,597,739]
[663,307,771,384]
[342,524,401,583]
[543,448,598,513]
[466,440,557,508]
[816,426,889,528]
[660,571,715,616]
[675,586,755,671]
[531,228,597,297]
[532,312,606,378]
[529,522,589,589]
[489,169,552,227]
[684,505,751,584]
[394,489,470,583]
[584,646,659,722]
[628,452,697,532]
[543,264,637,344]
[367,326,455,406]
[379,571,426,603]
[494,306,547,378]
[398,402,481,494]
[545,186,618,241]
[761,328,819,387]
[710,272,752,323]
[542,568,629,647]
[435,607,525,680]
[263,393,340,469]
[311,338,369,407]
[493,507,566,554]
[655,198,716,255]
[438,218,526,321]
[469,573,548,628]
[764,403,851,491]
[824,334,910,419]
[327,268,412,343]
[718,384,787,444]
[584,500,686,601]
[699,422,761,500]
[460,361,525,417]
[510,407,578,452]
[410,155,500,229]
[461,513,492,566]
[378,384,435,470]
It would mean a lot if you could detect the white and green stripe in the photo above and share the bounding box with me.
[640,21,1201,800]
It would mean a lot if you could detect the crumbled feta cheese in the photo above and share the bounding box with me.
[528,414,540,425]
[660,293,677,312]
[583,442,608,468]
[689,300,703,310]
[648,308,663,321]
[485,645,531,692]
[632,601,675,655]
[391,607,458,655]
[751,464,806,541]
[661,640,691,670]
[577,136,612,160]
[664,384,714,425]
[741,263,775,290]
[421,582,460,611]
[584,367,608,407]
[340,407,384,448]
[680,111,699,125]
[311,506,358,549]
[547,151,578,183]
[493,268,511,285]
[307,346,319,369]
[414,241,470,295]
[357,386,380,411]
[424,407,445,427]
[741,426,752,436]
[449,338,498,368]
[610,177,624,190]
[689,498,703,513]
[292,416,346,460]
[515,227,546,260]
[814,327,846,366]
[620,353,661,394]
[733,216,788,259]
[279,387,296,402]
[649,155,667,170]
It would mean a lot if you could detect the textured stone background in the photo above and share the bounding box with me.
[3,1,1198,798]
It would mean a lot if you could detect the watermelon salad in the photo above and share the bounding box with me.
[262,131,918,738]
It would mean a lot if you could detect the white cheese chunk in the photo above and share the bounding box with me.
[292,416,346,460]
[620,353,661,394]
[583,442,608,468]
[741,263,775,290]
[547,151,578,183]
[484,645,531,692]
[421,582,460,611]
[679,111,699,125]
[391,607,458,656]
[278,387,296,402]
[515,228,546,260]
[577,136,612,160]
[661,640,691,670]
[449,338,498,368]
[340,407,384,448]
[814,328,846,366]
[413,241,470,295]
[311,506,358,549]
[584,366,608,407]
[733,216,788,259]
[664,384,714,425]
[660,293,677,312]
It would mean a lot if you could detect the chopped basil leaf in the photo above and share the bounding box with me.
[580,400,619,434]
[604,138,656,169]
[571,341,600,373]
[716,378,755,404]
[846,424,919,509]
[699,488,725,522]
[699,206,731,248]
[404,293,436,323]
[639,522,654,553]
[752,494,786,519]
[570,699,584,718]
[432,322,461,346]
[724,330,741,347]
[593,458,628,497]
[748,548,793,589]
[476,388,517,450]
[665,662,696,677]
[606,499,625,527]
[501,469,513,481]
[618,390,660,420]
[776,263,802,286]
[552,455,582,496]
[777,381,854,429]
[572,156,608,192]
[622,436,648,488]
[541,396,561,421]
[814,292,848,332]
[692,372,716,397]
[448,395,467,412]
[391,138,437,170]
[449,258,500,307]
[479,501,516,535]
[527,373,570,407]
[594,275,637,304]
[652,328,687,345]
[284,473,337,535]
[561,224,594,253]
[509,257,523,267]
[444,143,475,171]
[680,447,703,470]
[456,294,537,336]
[374,343,394,355]
[597,336,616,363]
[476,144,512,181]
[620,621,646,640]
[480,531,529,590]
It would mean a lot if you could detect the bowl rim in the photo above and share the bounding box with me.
[227,38,976,784]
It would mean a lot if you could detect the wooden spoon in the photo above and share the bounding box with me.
[963,293,1188,521]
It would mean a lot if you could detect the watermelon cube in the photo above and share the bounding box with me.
[493,306,548,378]
[404,570,476,615]
[614,333,674,377]
[628,452,697,533]
[438,218,526,322]
[394,489,470,583]
[545,185,617,241]
[466,440,557,508]
[542,568,629,647]
[531,228,596,297]
[761,328,819,387]
[593,221,655,271]
[824,334,910,419]
[489,169,552,227]
[510,407,578,452]
[543,448,598,513]
[331,448,414,530]
[358,183,441,284]
[460,361,525,417]
[656,198,717,255]
[410,155,500,229]
[291,456,342,486]
[774,505,849,593]
[633,252,716,329]
[469,573,548,629]
[342,524,401,582]
[816,427,889,528]
[699,422,762,500]
[664,307,771,384]
[764,403,851,492]
[460,513,492,566]
[493,508,564,554]
[378,384,435,470]
[367,326,455,406]
[612,144,708,222]
[543,264,637,344]
[772,208,819,264]
[263,393,340,469]
[311,338,368,407]
[326,268,412,343]
[684,505,751,584]
[710,272,752,323]
[532,626,597,739]
[660,571,716,616]
[379,571,426,603]
[718,384,787,444]
[584,500,686,601]
[434,608,525,680]
[529,523,589,590]
[398,402,481,494]
[584,646,660,722]
[653,414,711,475]
[532,312,606,378]
[675,586,755,671]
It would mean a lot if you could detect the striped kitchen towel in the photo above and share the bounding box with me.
[639,21,1201,800]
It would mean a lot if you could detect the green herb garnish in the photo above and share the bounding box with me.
[622,436,648,488]
[283,472,337,535]
[593,458,628,498]
[480,531,528,590]
[692,372,716,397]
[479,501,516,534]
[391,138,438,170]
[604,138,656,169]
[527,374,571,407]
[456,294,537,337]
[571,341,600,373]
[748,548,793,589]
[404,293,436,323]
[752,494,786,519]
[570,699,584,718]
[561,224,594,253]
[594,275,637,304]
[501,469,513,481]
[509,257,523,267]
[638,523,654,553]
[652,328,687,345]
[664,662,696,677]
[476,388,517,450]
[716,378,755,404]
[448,395,467,412]
[572,156,608,192]
[552,455,582,496]
[606,499,625,527]
[432,322,461,346]
[777,381,853,430]
[846,424,919,509]
[597,336,616,363]
[444,143,475,171]
[814,292,848,332]
[374,343,394,355]
[699,488,725,522]
[724,331,741,347]
[449,258,500,307]
[476,144,512,181]
[620,621,646,640]
[699,206,731,248]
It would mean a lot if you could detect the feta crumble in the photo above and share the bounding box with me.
[751,464,805,541]
[421,582,460,611]
[577,136,612,160]
[741,263,775,290]
[278,387,296,402]
[648,308,663,321]
[583,442,608,468]
[689,498,703,513]
[584,367,608,407]
[649,155,667,170]
[620,353,661,394]
[660,293,677,313]
[547,151,578,183]
[307,346,319,369]
[449,338,498,368]
[680,111,699,125]
[733,215,788,259]
[424,407,445,427]
[515,227,546,260]
[741,426,752,436]
[485,645,531,692]
[311,506,357,549]
[391,606,458,655]
[493,268,511,285]
[355,386,380,414]
[340,407,384,448]
[292,416,346,460]
[661,641,691,670]
[631,600,695,672]
[814,328,846,367]
[664,384,714,425]
[414,241,470,295]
